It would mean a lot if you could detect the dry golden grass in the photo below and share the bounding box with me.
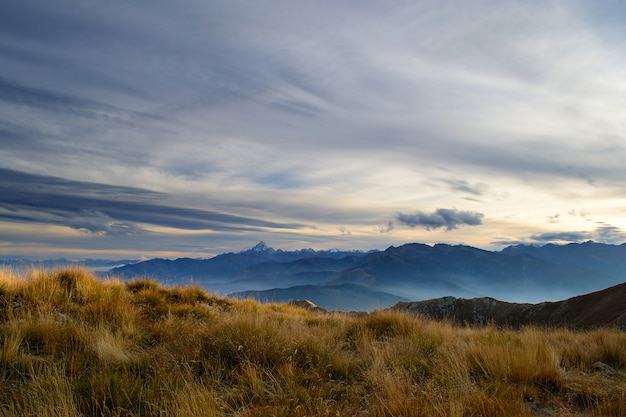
[0,267,625,416]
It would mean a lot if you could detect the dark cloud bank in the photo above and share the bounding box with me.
[0,168,304,236]
[530,225,626,245]
[396,208,484,231]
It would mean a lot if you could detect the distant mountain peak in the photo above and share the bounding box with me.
[246,241,276,254]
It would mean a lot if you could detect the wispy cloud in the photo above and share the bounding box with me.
[0,77,153,123]
[378,221,394,234]
[547,214,561,224]
[442,179,488,197]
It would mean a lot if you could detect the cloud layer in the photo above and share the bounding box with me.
[0,168,305,236]
[1,0,626,257]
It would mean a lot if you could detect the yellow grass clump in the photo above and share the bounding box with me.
[0,267,625,416]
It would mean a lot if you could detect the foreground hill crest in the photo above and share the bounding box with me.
[1,267,625,416]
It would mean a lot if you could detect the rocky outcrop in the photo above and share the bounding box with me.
[288,299,327,313]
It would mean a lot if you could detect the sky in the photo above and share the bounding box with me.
[2,0,626,260]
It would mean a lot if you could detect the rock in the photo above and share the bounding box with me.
[527,400,553,416]
[288,299,326,312]
[593,361,615,373]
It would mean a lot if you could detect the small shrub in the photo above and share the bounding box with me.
[164,285,210,304]
[3,367,79,417]
[126,278,160,293]
[80,299,138,331]
[73,372,147,416]
[594,329,626,369]
[363,310,414,340]
[147,380,222,416]
[21,320,82,358]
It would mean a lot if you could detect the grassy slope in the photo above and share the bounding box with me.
[0,267,625,416]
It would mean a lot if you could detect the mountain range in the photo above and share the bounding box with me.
[329,241,619,303]
[107,240,626,311]
[0,258,139,273]
[111,241,372,284]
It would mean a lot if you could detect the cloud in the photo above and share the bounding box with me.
[547,213,561,224]
[66,211,148,236]
[442,179,488,196]
[339,227,352,236]
[0,76,152,123]
[593,224,626,244]
[0,168,306,234]
[530,231,592,243]
[568,209,590,218]
[490,239,532,246]
[378,221,394,234]
[530,225,626,245]
[396,208,484,231]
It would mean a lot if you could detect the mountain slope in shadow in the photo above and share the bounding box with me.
[230,283,409,312]
[392,281,626,329]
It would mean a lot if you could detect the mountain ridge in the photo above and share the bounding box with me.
[110,242,372,284]
[391,280,626,329]
[230,283,409,312]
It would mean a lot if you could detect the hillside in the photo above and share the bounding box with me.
[209,255,363,295]
[392,281,626,329]
[1,267,625,416]
[230,283,409,311]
